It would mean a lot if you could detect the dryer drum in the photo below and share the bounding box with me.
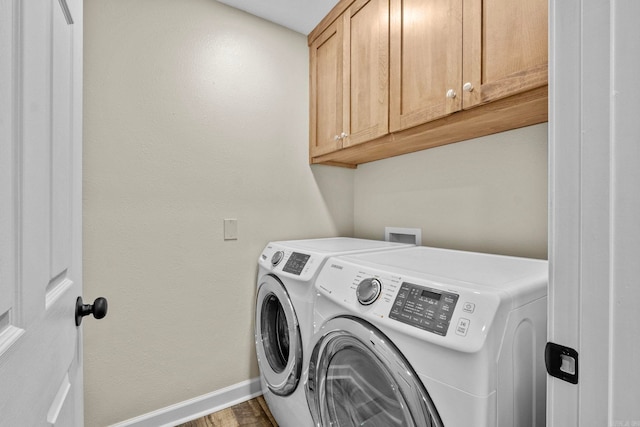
[255,274,302,397]
[306,316,443,427]
[261,294,290,374]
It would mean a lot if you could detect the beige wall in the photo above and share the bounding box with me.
[354,124,548,259]
[84,1,548,425]
[83,0,354,425]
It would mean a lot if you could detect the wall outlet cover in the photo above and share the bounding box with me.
[224,219,238,240]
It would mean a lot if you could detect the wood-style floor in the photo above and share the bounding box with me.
[175,396,278,427]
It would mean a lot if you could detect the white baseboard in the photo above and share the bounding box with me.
[109,377,263,427]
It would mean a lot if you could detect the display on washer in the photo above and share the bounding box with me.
[389,282,459,336]
[282,252,311,275]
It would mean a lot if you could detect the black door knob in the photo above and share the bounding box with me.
[75,296,108,326]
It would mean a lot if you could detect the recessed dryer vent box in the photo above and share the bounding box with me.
[385,227,422,245]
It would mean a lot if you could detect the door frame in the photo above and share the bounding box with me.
[548,0,640,425]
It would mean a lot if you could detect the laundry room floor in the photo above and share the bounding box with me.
[175,396,277,427]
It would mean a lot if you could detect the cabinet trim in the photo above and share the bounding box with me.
[476,62,548,106]
[311,86,547,167]
[308,0,357,44]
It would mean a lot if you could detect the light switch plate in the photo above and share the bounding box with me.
[224,219,238,240]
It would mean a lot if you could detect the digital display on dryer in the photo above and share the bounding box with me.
[421,289,442,301]
[389,282,459,336]
[282,252,310,275]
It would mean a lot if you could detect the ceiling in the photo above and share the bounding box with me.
[216,0,340,35]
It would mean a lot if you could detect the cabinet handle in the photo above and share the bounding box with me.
[463,82,474,92]
[446,89,457,99]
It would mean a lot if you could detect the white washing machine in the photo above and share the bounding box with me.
[306,246,548,427]
[255,238,411,427]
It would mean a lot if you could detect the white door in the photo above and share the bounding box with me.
[0,0,86,425]
[548,0,640,425]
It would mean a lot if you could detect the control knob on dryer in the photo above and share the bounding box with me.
[356,278,382,305]
[271,250,284,266]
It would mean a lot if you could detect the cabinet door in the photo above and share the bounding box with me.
[342,0,389,148]
[462,0,548,108]
[310,19,343,157]
[389,0,462,132]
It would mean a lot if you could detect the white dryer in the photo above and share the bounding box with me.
[306,246,548,427]
[255,238,411,427]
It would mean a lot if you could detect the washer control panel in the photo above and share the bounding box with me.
[388,282,459,336]
[259,245,321,282]
[271,250,284,266]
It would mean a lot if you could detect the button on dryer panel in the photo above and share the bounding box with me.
[455,318,471,337]
[463,302,476,313]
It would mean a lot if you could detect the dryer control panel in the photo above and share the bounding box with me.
[314,257,505,353]
[388,282,459,336]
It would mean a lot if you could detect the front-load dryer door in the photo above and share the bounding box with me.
[255,274,303,396]
[306,316,443,427]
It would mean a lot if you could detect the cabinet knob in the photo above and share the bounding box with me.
[446,89,457,99]
[334,135,341,141]
[463,82,474,92]
[340,132,348,139]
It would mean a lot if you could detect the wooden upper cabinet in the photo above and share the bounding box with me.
[388,0,548,132]
[308,0,548,166]
[389,0,463,133]
[310,0,389,157]
[310,19,343,158]
[342,0,389,148]
[462,0,548,108]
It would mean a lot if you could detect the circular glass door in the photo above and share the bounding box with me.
[306,316,442,427]
[255,274,302,396]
